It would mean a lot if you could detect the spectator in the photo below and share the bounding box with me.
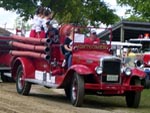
[46,21,59,43]
[40,8,52,38]
[127,48,136,57]
[29,6,44,38]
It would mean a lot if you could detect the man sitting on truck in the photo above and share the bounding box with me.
[84,30,100,44]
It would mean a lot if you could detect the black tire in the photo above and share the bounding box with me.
[1,73,9,82]
[16,65,31,95]
[71,72,84,107]
[7,77,15,82]
[1,73,14,82]
[145,79,150,89]
[125,79,141,108]
[64,86,71,99]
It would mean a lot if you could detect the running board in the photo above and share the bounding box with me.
[0,67,11,72]
[25,79,59,88]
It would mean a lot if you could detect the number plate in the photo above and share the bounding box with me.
[107,75,118,81]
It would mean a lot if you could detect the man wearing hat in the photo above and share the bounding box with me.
[84,30,100,44]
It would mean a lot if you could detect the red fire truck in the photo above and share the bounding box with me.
[0,25,146,108]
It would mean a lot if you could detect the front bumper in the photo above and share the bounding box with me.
[85,83,143,95]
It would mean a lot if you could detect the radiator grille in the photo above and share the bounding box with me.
[102,59,121,74]
[102,58,121,83]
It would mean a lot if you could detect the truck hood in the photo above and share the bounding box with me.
[72,50,121,73]
[73,50,111,63]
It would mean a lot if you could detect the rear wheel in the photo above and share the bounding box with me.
[1,72,14,82]
[1,73,9,82]
[16,65,31,95]
[125,79,141,108]
[71,72,84,107]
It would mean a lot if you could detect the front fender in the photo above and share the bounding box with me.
[69,64,93,75]
[131,68,146,78]
[60,64,94,87]
[12,57,35,79]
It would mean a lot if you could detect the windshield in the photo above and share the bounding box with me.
[72,27,112,51]
[142,42,150,53]
[111,41,142,57]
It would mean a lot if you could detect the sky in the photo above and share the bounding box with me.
[104,0,129,17]
[0,0,129,29]
[0,8,17,28]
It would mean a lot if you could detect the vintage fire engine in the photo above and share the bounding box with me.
[0,25,146,108]
[130,37,150,88]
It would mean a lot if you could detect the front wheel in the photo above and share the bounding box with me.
[71,72,84,107]
[145,79,150,89]
[16,65,31,95]
[125,79,141,108]
[64,86,71,99]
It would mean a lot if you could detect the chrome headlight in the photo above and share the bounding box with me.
[124,67,132,76]
[95,66,103,75]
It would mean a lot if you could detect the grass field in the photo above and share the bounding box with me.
[137,89,150,113]
[85,89,150,113]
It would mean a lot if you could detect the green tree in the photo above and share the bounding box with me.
[0,0,36,20]
[0,0,119,26]
[14,17,31,31]
[117,0,150,22]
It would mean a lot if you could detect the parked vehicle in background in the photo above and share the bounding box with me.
[111,41,143,68]
[0,35,14,82]
[0,25,146,108]
[129,38,150,88]
[111,41,142,57]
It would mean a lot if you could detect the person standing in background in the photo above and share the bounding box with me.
[40,8,52,38]
[29,6,44,38]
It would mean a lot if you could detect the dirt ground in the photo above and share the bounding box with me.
[0,81,131,113]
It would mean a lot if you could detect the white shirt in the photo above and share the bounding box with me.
[31,15,38,30]
[35,16,43,32]
[42,18,50,33]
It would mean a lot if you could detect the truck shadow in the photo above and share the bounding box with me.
[29,92,128,110]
